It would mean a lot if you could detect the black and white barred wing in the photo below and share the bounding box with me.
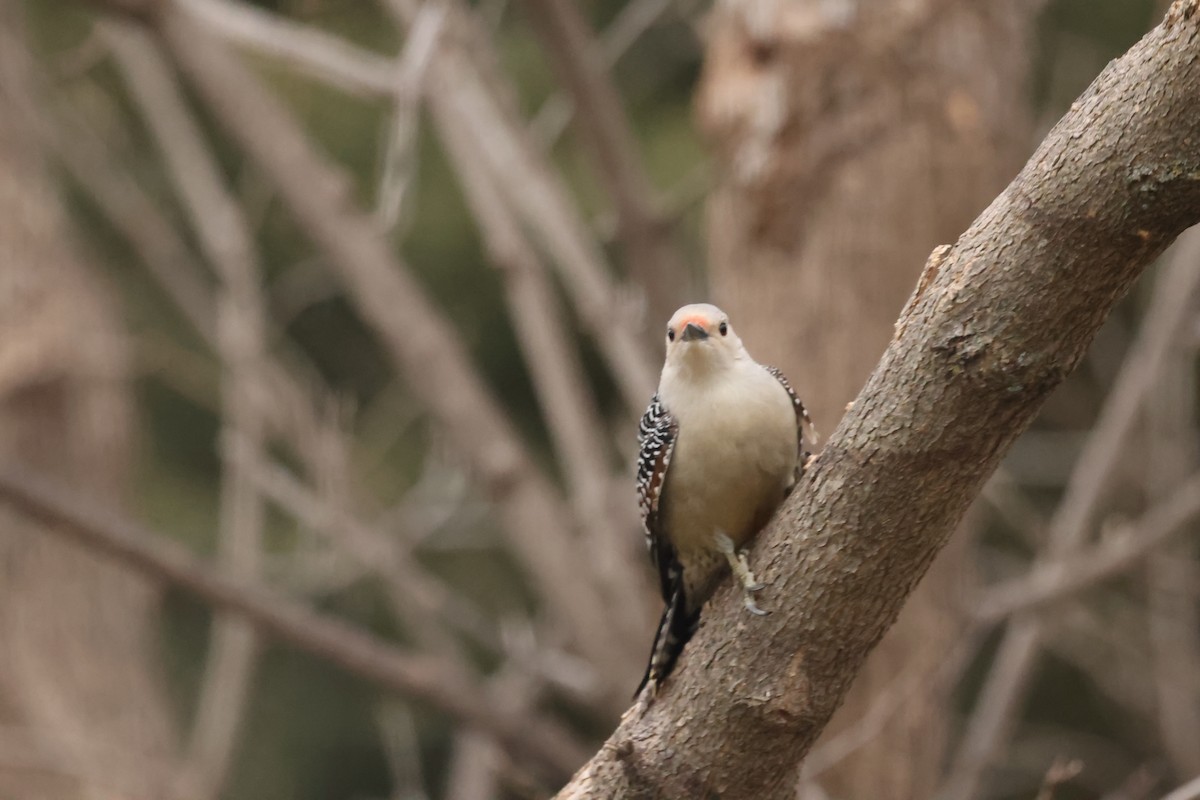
[636,393,679,603]
[763,365,818,475]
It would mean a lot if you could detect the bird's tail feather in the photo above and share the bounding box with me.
[635,582,699,698]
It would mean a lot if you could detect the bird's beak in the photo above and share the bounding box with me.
[680,322,709,342]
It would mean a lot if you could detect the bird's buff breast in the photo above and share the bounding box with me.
[661,384,796,561]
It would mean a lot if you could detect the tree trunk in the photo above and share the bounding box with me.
[0,3,179,797]
[697,1,1038,796]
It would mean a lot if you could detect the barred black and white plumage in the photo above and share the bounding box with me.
[634,393,693,695]
[634,304,815,700]
[764,364,819,483]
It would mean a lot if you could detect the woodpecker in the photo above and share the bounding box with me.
[635,303,816,698]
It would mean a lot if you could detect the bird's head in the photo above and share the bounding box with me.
[662,303,746,378]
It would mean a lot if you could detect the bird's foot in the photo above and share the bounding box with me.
[742,592,769,616]
[715,531,770,616]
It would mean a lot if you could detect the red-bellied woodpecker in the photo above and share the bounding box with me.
[635,303,816,698]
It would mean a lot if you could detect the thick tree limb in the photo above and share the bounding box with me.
[555,6,1200,797]
[943,183,1200,800]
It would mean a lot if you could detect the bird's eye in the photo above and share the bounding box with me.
[719,322,728,336]
[667,328,676,342]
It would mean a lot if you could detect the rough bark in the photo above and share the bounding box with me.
[696,2,1036,794]
[555,5,1200,797]
[0,3,178,796]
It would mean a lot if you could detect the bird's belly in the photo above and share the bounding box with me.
[663,413,795,561]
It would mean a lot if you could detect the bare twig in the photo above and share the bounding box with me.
[433,81,653,650]
[529,0,674,146]
[1161,775,1200,800]
[129,0,659,414]
[237,448,500,655]
[376,703,431,800]
[105,26,268,798]
[142,1,633,681]
[444,732,501,800]
[1035,757,1083,800]
[176,0,394,96]
[1144,313,1200,778]
[375,4,445,233]
[45,83,363,506]
[0,464,588,782]
[387,0,658,413]
[517,0,688,324]
[40,100,217,343]
[802,632,983,779]
[973,473,1200,624]
[943,226,1200,800]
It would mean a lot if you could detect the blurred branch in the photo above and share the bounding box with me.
[444,732,501,800]
[41,98,218,343]
[1162,776,1200,800]
[433,76,652,650]
[516,0,688,323]
[1100,764,1165,800]
[136,0,660,415]
[387,0,658,414]
[44,87,363,509]
[1044,601,1158,720]
[1144,310,1200,779]
[375,3,444,234]
[972,472,1200,624]
[944,225,1200,800]
[529,0,675,145]
[131,0,634,684]
[105,26,267,799]
[0,464,588,782]
[376,703,431,800]
[176,0,394,96]
[1034,758,1083,800]
[801,632,982,780]
[552,6,1200,796]
[237,448,500,656]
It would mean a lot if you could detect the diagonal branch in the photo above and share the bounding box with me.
[972,472,1200,624]
[943,216,1200,800]
[104,26,269,799]
[554,5,1200,797]
[433,75,654,652]
[0,464,588,783]
[516,0,688,323]
[119,0,634,683]
[386,0,658,414]
[175,0,393,95]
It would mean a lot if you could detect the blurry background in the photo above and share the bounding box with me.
[1,0,1197,799]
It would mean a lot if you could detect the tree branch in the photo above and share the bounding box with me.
[0,464,588,782]
[386,0,658,414]
[516,0,689,324]
[944,200,1200,800]
[554,6,1200,797]
[175,0,394,96]
[972,472,1200,624]
[119,0,635,683]
[104,26,269,798]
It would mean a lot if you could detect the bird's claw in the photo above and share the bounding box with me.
[743,594,769,616]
